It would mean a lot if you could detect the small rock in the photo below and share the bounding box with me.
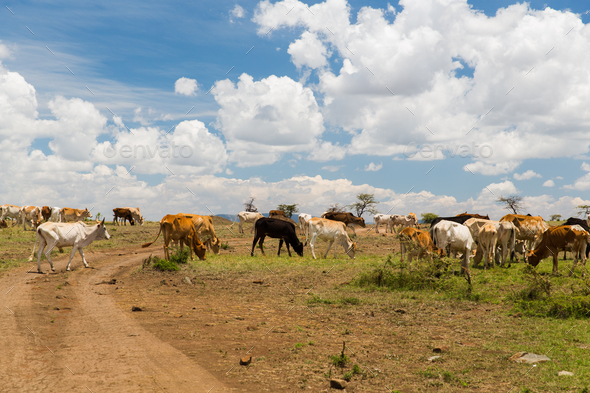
[246,325,257,331]
[433,346,449,353]
[432,335,445,340]
[183,277,192,285]
[558,370,574,377]
[132,306,143,312]
[56,295,66,299]
[239,356,252,366]
[53,306,60,310]
[427,355,441,362]
[394,308,406,314]
[252,280,264,284]
[509,352,551,364]
[160,280,169,286]
[329,379,347,389]
[235,316,245,320]
[174,314,183,318]
[205,323,215,327]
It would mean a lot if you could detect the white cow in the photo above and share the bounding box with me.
[237,211,264,234]
[478,223,498,269]
[28,219,110,273]
[390,214,418,233]
[124,207,144,225]
[48,207,62,222]
[464,218,517,267]
[431,220,474,278]
[373,214,393,234]
[307,217,356,259]
[298,213,312,236]
[0,204,21,226]
[20,206,42,231]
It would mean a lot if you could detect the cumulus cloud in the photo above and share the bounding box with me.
[174,77,199,96]
[322,165,343,172]
[543,179,555,187]
[212,73,324,166]
[253,0,590,168]
[364,162,382,171]
[513,170,541,180]
[229,5,246,22]
[0,41,12,59]
[564,162,590,190]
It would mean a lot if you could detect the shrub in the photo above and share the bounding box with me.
[153,258,179,272]
[169,247,190,264]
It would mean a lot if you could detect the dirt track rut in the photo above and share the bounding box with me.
[0,248,230,392]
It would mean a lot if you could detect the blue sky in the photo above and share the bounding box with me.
[1,0,590,219]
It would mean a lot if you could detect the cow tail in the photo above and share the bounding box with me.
[28,227,40,261]
[142,226,162,248]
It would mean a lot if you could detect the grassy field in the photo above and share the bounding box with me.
[2,217,590,391]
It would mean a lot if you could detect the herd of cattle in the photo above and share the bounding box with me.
[1,203,589,278]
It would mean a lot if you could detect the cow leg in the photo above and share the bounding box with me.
[552,251,559,275]
[251,235,260,256]
[239,221,243,234]
[258,236,266,256]
[350,225,357,236]
[563,251,567,261]
[277,239,283,256]
[65,246,79,271]
[41,236,58,273]
[77,247,90,268]
[324,240,334,259]
[375,222,379,234]
[310,235,318,259]
[285,240,292,257]
[37,235,49,273]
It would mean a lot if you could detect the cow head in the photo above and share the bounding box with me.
[526,250,541,267]
[192,236,207,260]
[354,217,367,228]
[97,218,111,240]
[206,237,221,254]
[293,241,304,257]
[81,208,92,219]
[346,243,357,259]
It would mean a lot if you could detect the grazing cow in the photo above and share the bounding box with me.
[142,214,207,261]
[431,220,474,280]
[430,215,474,228]
[112,208,135,226]
[390,214,418,234]
[60,207,92,223]
[456,212,491,220]
[180,214,221,254]
[48,207,62,222]
[28,219,110,273]
[307,217,356,259]
[527,225,589,276]
[399,227,443,263]
[269,210,286,218]
[237,211,264,234]
[477,223,498,269]
[464,218,517,267]
[373,214,393,234]
[20,206,42,230]
[562,217,590,259]
[320,212,366,235]
[499,214,549,261]
[298,213,312,236]
[0,204,21,226]
[123,207,144,225]
[251,218,303,257]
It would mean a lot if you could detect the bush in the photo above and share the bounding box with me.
[153,258,179,272]
[169,247,190,264]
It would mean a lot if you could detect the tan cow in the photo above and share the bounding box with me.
[123,207,144,225]
[181,214,221,254]
[237,211,264,234]
[307,217,356,259]
[399,227,443,263]
[477,223,498,269]
[464,218,517,267]
[142,214,206,261]
[60,207,92,223]
[20,206,42,231]
[527,225,589,276]
[0,204,21,226]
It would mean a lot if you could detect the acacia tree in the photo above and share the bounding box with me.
[243,197,258,212]
[326,203,346,213]
[496,195,524,215]
[549,214,562,222]
[576,205,590,217]
[421,213,438,224]
[277,204,299,218]
[348,193,380,218]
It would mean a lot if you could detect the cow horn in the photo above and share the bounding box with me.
[101,218,105,225]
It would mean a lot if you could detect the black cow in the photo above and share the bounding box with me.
[562,217,590,259]
[429,215,473,228]
[251,218,304,257]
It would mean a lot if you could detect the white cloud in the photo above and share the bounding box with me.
[230,5,246,22]
[288,32,330,69]
[564,162,590,190]
[174,77,199,96]
[364,162,382,171]
[322,165,343,172]
[543,179,555,187]
[582,162,590,172]
[513,170,541,180]
[253,0,590,167]
[212,73,324,166]
[308,141,347,162]
[0,41,12,59]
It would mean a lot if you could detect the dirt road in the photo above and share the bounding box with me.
[0,246,230,392]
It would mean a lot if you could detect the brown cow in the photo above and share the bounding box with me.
[320,212,366,235]
[60,207,92,223]
[399,227,443,263]
[269,210,286,217]
[41,206,52,222]
[180,214,221,254]
[113,208,135,226]
[527,225,589,276]
[500,214,549,262]
[456,212,491,220]
[142,214,206,261]
[20,206,42,230]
